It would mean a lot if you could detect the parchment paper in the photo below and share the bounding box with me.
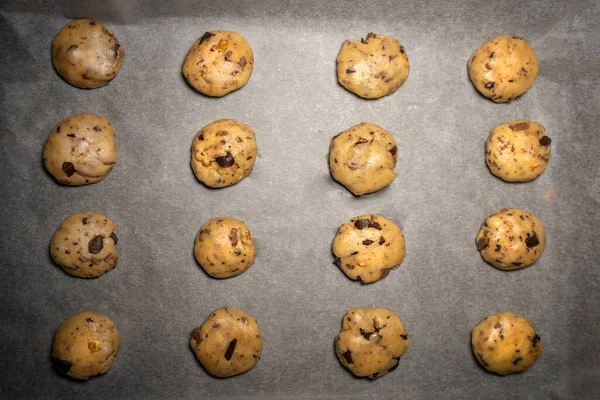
[1,0,599,398]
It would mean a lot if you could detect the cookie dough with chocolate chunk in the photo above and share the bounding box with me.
[335,308,410,379]
[43,113,117,186]
[337,32,409,99]
[486,120,551,182]
[52,311,120,380]
[194,217,256,278]
[329,122,398,196]
[191,119,257,188]
[183,30,254,97]
[190,308,262,378]
[50,212,118,278]
[332,214,406,283]
[471,311,543,375]
[468,35,539,103]
[476,208,546,270]
[52,19,124,89]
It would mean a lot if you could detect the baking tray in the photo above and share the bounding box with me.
[1,0,599,398]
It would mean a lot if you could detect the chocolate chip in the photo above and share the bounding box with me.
[354,138,369,146]
[62,162,76,177]
[110,232,118,244]
[192,328,202,343]
[400,334,408,340]
[512,357,523,365]
[477,237,489,251]
[390,146,397,156]
[342,349,353,364]
[215,152,234,167]
[371,222,382,230]
[229,228,239,246]
[494,323,502,332]
[224,338,237,360]
[88,236,104,254]
[350,251,358,256]
[86,318,94,323]
[509,122,530,131]
[354,219,370,229]
[378,236,385,245]
[346,68,356,74]
[67,133,75,138]
[495,244,501,252]
[379,268,391,279]
[361,37,368,44]
[334,257,341,267]
[540,136,552,146]
[532,334,541,347]
[199,32,215,45]
[67,44,78,52]
[198,134,204,141]
[484,81,495,89]
[512,262,522,267]
[477,353,489,367]
[360,329,373,340]
[52,358,72,375]
[82,218,88,225]
[93,125,101,132]
[238,57,247,68]
[362,239,374,246]
[525,232,540,248]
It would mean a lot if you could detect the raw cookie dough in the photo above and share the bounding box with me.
[468,35,539,103]
[335,308,410,379]
[194,217,256,278]
[486,120,551,182]
[190,308,262,377]
[332,214,406,283]
[476,208,546,270]
[52,19,124,89]
[50,212,118,278]
[43,113,117,186]
[336,32,409,99]
[183,30,254,97]
[191,119,257,188]
[52,311,120,380]
[471,311,543,375]
[329,122,398,196]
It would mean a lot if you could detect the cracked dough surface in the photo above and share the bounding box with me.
[332,214,406,283]
[190,308,262,378]
[471,311,543,375]
[52,18,124,89]
[335,308,409,379]
[183,30,254,97]
[336,32,409,99]
[329,122,397,196]
[476,208,546,270]
[43,113,117,186]
[50,212,118,278]
[191,119,257,188]
[468,35,538,103]
[52,311,120,380]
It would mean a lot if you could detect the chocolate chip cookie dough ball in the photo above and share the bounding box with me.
[194,218,256,278]
[329,122,398,196]
[471,311,543,375]
[332,215,406,283]
[468,35,539,103]
[337,32,409,99]
[486,120,551,182]
[50,212,118,278]
[476,208,546,270]
[43,113,117,186]
[190,308,262,377]
[52,19,124,89]
[191,119,257,188]
[52,311,120,380]
[183,31,254,97]
[335,308,410,379]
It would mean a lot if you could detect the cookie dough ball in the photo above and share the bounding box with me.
[183,30,254,97]
[336,32,409,99]
[191,119,257,188]
[52,311,120,380]
[52,19,124,89]
[50,212,118,278]
[329,122,397,196]
[190,308,262,377]
[486,120,551,182]
[468,35,539,103]
[332,214,406,283]
[43,113,117,186]
[194,218,256,278]
[471,311,543,375]
[476,208,546,270]
[335,308,409,379]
